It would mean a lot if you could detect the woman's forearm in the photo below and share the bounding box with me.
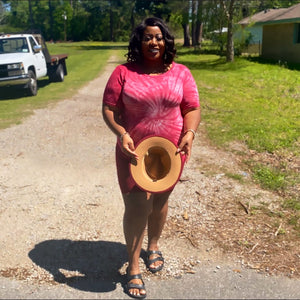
[102,104,137,158]
[177,107,201,161]
[102,105,126,138]
[183,107,201,134]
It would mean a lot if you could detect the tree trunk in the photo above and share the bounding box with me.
[182,23,191,47]
[226,1,235,62]
[48,0,54,40]
[28,0,34,31]
[220,0,235,62]
[195,0,203,48]
[195,21,203,48]
[226,16,234,62]
[191,0,197,46]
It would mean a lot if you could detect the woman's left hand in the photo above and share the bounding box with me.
[176,131,194,162]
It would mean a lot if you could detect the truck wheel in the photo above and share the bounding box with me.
[49,64,64,82]
[26,70,38,96]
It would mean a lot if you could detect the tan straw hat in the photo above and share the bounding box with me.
[130,136,183,193]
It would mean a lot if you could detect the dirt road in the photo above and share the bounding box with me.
[0,56,299,299]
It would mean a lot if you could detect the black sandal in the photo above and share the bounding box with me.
[146,250,164,273]
[126,273,147,299]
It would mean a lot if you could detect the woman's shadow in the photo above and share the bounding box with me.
[28,239,128,293]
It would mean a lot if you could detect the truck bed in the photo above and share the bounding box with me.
[49,54,68,64]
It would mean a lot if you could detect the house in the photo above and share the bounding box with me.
[238,3,300,63]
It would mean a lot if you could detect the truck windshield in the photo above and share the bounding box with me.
[0,38,29,54]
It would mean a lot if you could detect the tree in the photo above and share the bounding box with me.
[220,0,235,62]
[0,1,8,26]
[167,0,191,46]
[28,0,34,30]
[182,11,191,46]
[2,0,300,42]
[48,0,54,40]
[195,0,204,47]
[191,0,203,47]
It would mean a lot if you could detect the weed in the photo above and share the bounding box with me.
[225,172,244,182]
[282,198,300,234]
[253,164,287,191]
[283,198,300,211]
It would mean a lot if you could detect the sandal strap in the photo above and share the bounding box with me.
[147,250,162,256]
[127,282,146,290]
[147,250,164,264]
[127,273,143,281]
[148,256,164,265]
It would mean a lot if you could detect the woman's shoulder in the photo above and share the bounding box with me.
[115,62,138,71]
[112,62,140,77]
[108,63,135,81]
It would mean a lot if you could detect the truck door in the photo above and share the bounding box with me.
[28,36,47,77]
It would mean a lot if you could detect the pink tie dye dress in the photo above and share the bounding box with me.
[103,62,200,193]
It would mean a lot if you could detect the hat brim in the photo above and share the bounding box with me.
[130,136,183,193]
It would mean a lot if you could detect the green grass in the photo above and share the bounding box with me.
[0,41,127,129]
[252,163,287,191]
[177,47,299,194]
[176,49,299,154]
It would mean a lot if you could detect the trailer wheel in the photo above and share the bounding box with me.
[26,70,38,96]
[49,64,64,82]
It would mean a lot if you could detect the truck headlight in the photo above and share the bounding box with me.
[7,62,25,75]
[7,63,23,70]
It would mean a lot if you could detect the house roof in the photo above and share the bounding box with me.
[238,3,300,25]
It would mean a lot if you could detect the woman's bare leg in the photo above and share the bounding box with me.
[147,191,171,270]
[123,191,152,296]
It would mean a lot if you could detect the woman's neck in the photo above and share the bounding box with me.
[142,60,171,75]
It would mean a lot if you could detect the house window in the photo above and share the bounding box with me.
[295,23,300,43]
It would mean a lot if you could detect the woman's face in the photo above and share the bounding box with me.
[141,26,166,64]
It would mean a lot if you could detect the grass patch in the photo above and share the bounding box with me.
[225,172,245,182]
[176,47,299,199]
[176,48,300,154]
[0,41,127,129]
[252,164,287,191]
[283,198,300,211]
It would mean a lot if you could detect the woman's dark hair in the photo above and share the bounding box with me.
[126,17,176,65]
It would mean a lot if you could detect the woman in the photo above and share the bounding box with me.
[102,17,200,298]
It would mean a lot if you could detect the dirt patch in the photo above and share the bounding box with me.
[0,56,299,287]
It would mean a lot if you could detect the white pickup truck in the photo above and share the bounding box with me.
[0,33,68,96]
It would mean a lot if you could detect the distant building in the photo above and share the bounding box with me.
[238,3,300,63]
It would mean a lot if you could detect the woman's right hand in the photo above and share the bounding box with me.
[121,133,138,159]
[102,105,138,159]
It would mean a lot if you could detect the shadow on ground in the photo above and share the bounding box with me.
[28,239,128,293]
[0,79,50,100]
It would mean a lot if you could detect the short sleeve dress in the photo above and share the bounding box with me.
[103,62,200,194]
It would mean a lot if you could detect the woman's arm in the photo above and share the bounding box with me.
[177,107,201,162]
[102,104,138,158]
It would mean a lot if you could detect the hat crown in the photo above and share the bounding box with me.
[144,146,171,181]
